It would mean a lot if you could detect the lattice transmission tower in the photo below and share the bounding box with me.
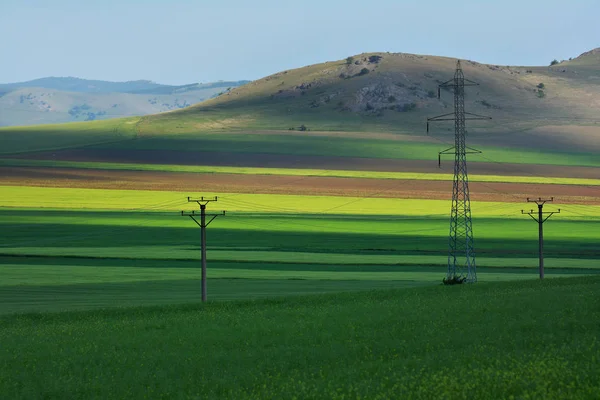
[427,60,491,283]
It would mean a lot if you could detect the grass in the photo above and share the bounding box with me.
[0,117,139,154]
[0,276,425,315]
[4,158,600,186]
[0,277,598,399]
[1,199,599,314]
[0,183,597,317]
[2,206,599,256]
[93,134,600,168]
[0,257,596,315]
[5,185,599,217]
[0,185,478,213]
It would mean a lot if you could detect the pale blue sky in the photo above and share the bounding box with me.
[1,0,598,85]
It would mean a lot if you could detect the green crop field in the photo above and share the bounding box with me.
[1,185,599,315]
[0,118,140,154]
[87,133,600,168]
[1,277,599,399]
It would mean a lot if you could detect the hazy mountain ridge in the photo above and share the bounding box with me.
[0,78,250,126]
[0,77,251,95]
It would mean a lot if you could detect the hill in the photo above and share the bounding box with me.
[89,48,597,163]
[0,78,250,126]
[138,49,600,142]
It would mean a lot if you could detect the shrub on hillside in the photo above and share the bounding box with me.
[358,68,370,76]
[550,59,559,66]
[368,55,382,64]
[537,83,545,89]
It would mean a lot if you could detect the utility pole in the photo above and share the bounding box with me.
[427,60,491,284]
[521,197,560,279]
[181,196,225,302]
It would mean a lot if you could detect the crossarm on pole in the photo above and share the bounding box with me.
[206,211,226,227]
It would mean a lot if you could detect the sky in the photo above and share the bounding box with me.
[1,0,598,85]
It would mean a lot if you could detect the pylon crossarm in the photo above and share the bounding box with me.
[439,146,456,155]
[438,78,455,87]
[439,80,479,89]
[438,146,456,167]
[428,112,455,121]
[463,78,480,86]
[438,147,480,157]
[464,112,493,120]
[465,146,482,154]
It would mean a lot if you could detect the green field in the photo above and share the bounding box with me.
[76,133,600,168]
[1,185,599,315]
[0,118,140,154]
[1,277,599,399]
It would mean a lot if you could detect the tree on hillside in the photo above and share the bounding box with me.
[358,68,370,76]
[550,59,559,66]
[368,55,382,64]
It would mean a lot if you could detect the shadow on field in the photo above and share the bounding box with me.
[0,278,429,315]
[1,210,598,258]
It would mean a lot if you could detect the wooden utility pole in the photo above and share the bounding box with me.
[521,197,560,279]
[181,197,225,302]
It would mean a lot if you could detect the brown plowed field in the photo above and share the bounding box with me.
[8,148,600,179]
[2,167,600,204]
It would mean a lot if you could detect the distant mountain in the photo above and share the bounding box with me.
[0,78,250,126]
[127,81,251,95]
[0,77,251,95]
[0,77,165,94]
